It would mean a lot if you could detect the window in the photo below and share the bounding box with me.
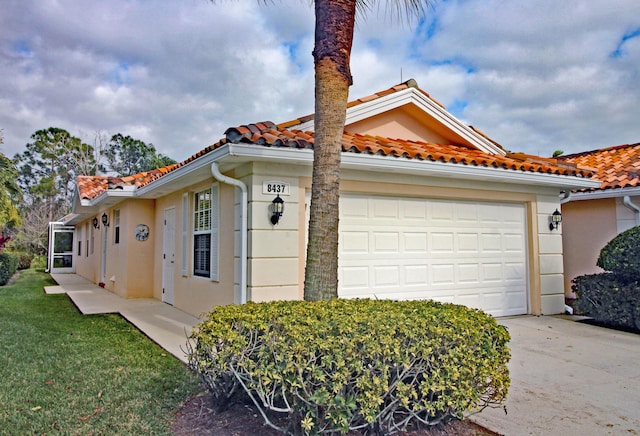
[85,223,89,257]
[77,226,83,256]
[114,210,120,244]
[193,185,219,279]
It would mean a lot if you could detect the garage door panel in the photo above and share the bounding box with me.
[431,233,454,252]
[373,232,400,253]
[458,263,480,283]
[402,199,428,220]
[457,233,479,252]
[480,233,502,252]
[405,264,428,285]
[341,231,369,253]
[338,194,528,317]
[504,233,525,252]
[374,266,400,286]
[429,200,454,221]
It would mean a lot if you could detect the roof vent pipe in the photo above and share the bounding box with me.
[623,196,640,226]
[210,163,248,304]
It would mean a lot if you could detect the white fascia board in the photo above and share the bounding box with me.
[87,188,135,206]
[567,186,640,201]
[295,87,505,156]
[340,153,600,189]
[220,144,600,190]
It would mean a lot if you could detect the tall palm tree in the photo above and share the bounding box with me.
[304,0,430,301]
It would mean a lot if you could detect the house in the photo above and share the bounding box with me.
[558,143,640,300]
[48,79,599,318]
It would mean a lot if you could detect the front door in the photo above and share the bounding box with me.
[162,208,176,305]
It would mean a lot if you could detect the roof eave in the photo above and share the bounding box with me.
[566,186,640,201]
[219,143,600,190]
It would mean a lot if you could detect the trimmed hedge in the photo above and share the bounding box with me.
[0,252,19,286]
[596,226,640,284]
[573,274,640,330]
[189,299,510,435]
[574,226,640,329]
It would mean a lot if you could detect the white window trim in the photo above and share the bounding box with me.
[181,193,189,277]
[192,184,219,281]
[114,209,120,244]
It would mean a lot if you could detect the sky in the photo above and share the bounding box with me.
[1,0,639,162]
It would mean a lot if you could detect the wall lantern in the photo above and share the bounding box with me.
[101,213,109,227]
[549,209,562,231]
[92,217,99,229]
[270,195,285,225]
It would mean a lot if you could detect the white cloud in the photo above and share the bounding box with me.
[0,0,639,162]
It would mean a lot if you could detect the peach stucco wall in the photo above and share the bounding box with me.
[74,221,99,283]
[561,198,617,297]
[153,180,236,316]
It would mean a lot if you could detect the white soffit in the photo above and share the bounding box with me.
[567,186,640,201]
[293,87,506,156]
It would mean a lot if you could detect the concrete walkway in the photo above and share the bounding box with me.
[47,274,199,364]
[471,315,640,435]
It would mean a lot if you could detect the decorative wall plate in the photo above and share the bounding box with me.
[135,224,149,241]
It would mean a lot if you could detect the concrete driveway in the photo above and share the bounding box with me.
[471,316,640,435]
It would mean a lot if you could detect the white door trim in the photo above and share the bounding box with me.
[162,207,176,305]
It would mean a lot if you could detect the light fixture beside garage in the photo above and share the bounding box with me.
[271,195,284,225]
[92,217,99,229]
[101,213,109,227]
[549,209,562,231]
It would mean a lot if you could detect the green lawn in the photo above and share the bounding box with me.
[0,269,200,434]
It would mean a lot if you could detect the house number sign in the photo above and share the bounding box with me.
[262,181,290,196]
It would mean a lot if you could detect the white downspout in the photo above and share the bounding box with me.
[560,191,573,204]
[210,163,248,304]
[623,196,640,226]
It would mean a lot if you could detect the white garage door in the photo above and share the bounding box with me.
[339,194,528,317]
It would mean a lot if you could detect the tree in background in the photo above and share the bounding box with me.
[105,133,175,177]
[14,127,96,219]
[0,129,22,250]
[304,0,431,301]
[12,128,95,253]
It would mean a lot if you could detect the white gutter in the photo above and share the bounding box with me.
[623,196,640,226]
[566,186,640,201]
[210,162,248,304]
[223,143,601,190]
[560,191,573,204]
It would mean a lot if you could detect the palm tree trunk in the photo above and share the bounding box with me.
[304,0,356,301]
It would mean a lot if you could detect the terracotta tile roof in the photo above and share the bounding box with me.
[77,163,181,200]
[559,143,640,191]
[278,79,444,130]
[77,122,594,201]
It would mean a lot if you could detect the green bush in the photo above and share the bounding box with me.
[596,226,640,284]
[189,299,510,435]
[0,252,19,285]
[31,254,47,270]
[15,252,32,270]
[574,226,640,329]
[573,274,640,330]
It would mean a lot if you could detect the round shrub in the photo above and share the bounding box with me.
[573,273,640,330]
[16,252,33,270]
[597,226,640,283]
[188,299,510,435]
